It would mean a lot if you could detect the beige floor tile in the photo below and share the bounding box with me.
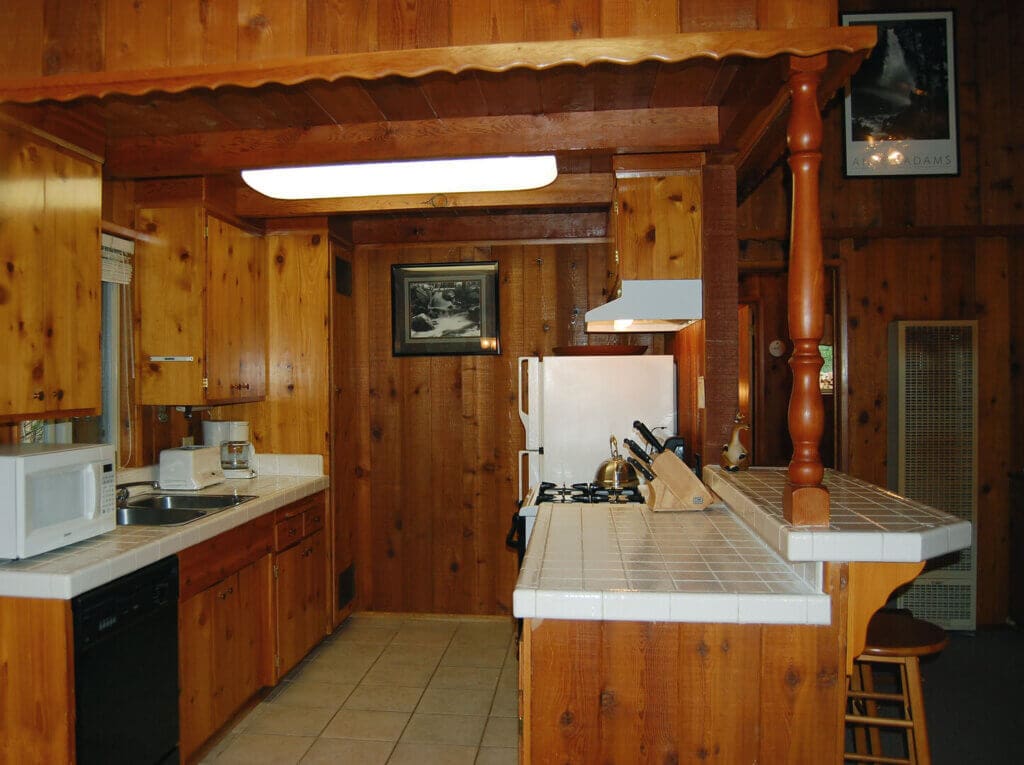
[488,684,518,718]
[196,731,238,763]
[270,681,356,710]
[452,621,514,648]
[316,639,386,665]
[228,702,267,733]
[387,742,477,765]
[297,737,394,764]
[391,620,460,646]
[474,747,518,765]
[320,708,410,742]
[299,654,377,684]
[245,703,337,737]
[416,686,495,716]
[361,659,436,687]
[400,712,487,747]
[430,665,501,692]
[214,732,315,764]
[380,641,447,665]
[440,644,508,668]
[343,683,424,713]
[480,716,518,748]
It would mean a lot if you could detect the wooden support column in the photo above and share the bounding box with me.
[784,56,830,526]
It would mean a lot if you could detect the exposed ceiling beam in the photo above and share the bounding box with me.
[105,107,719,179]
[234,173,613,217]
[350,211,608,245]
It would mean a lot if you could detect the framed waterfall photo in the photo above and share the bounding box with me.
[391,261,501,356]
[842,11,959,177]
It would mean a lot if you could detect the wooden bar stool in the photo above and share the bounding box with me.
[844,610,948,765]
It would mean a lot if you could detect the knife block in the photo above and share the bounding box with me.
[648,451,717,511]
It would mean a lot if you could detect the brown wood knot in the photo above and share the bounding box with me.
[696,640,710,657]
[449,560,459,573]
[178,249,190,261]
[785,666,802,688]
[559,710,575,727]
[599,689,617,713]
[720,639,730,653]
[645,225,656,243]
[311,234,321,246]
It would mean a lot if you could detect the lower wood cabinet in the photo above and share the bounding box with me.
[179,554,273,761]
[273,494,328,680]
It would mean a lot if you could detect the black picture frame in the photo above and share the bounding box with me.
[842,10,959,177]
[391,261,501,356]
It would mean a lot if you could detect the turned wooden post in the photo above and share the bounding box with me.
[784,56,830,526]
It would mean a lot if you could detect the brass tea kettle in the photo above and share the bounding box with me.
[594,435,639,490]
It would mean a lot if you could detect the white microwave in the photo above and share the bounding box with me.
[0,443,117,559]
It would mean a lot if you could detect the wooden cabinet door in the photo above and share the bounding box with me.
[178,580,221,761]
[218,556,268,715]
[275,529,326,678]
[206,216,266,403]
[0,126,48,415]
[137,206,207,405]
[0,125,101,417]
[613,172,703,281]
[42,147,101,412]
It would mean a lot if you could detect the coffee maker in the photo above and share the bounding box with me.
[202,420,256,479]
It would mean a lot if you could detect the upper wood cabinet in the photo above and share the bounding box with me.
[0,124,102,419]
[136,207,267,405]
[607,162,704,297]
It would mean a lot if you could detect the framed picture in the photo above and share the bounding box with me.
[391,261,501,356]
[842,11,958,177]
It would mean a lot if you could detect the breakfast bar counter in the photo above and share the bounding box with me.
[515,466,971,764]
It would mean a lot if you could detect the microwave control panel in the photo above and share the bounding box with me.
[99,463,116,515]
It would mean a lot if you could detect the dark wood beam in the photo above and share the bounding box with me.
[105,108,719,178]
[233,173,613,217]
[351,211,608,245]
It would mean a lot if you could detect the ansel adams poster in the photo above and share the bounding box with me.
[843,11,959,177]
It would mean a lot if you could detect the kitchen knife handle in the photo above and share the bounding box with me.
[623,438,652,464]
[627,456,655,481]
[633,420,664,453]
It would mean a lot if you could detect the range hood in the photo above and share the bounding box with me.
[585,279,703,333]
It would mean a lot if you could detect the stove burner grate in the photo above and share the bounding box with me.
[536,482,644,504]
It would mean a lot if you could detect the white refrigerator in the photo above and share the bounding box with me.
[517,354,677,500]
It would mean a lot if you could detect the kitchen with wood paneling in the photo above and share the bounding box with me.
[0,1,1020,763]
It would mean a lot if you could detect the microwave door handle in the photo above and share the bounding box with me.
[84,462,101,519]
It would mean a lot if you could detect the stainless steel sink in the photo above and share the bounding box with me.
[116,493,257,526]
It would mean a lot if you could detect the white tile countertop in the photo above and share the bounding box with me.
[0,464,328,600]
[512,502,831,625]
[704,466,973,563]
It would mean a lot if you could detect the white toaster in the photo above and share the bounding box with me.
[158,446,225,490]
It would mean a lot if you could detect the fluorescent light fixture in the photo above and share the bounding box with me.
[585,279,703,333]
[241,155,558,200]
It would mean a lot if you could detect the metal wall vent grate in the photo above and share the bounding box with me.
[888,321,978,630]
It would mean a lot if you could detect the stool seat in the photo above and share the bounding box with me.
[844,610,947,765]
[862,609,949,657]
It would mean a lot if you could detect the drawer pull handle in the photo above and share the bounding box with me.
[289,528,298,536]
[217,585,234,600]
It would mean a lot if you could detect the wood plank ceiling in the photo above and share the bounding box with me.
[1,31,875,234]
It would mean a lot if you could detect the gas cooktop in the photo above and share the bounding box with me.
[534,481,645,505]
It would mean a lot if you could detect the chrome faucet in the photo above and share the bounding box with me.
[115,480,159,505]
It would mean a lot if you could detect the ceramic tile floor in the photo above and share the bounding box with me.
[200,613,519,765]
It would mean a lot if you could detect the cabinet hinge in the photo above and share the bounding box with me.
[202,377,209,390]
[612,200,619,215]
[274,654,280,670]
[272,564,279,581]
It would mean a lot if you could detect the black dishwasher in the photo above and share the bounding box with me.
[72,555,180,765]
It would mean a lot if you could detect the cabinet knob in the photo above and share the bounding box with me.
[32,390,45,401]
[241,382,250,390]
[53,389,64,401]
[289,527,297,536]
[217,585,234,600]
[302,546,314,558]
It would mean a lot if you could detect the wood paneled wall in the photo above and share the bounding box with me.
[0,0,835,78]
[344,242,616,615]
[739,0,1024,624]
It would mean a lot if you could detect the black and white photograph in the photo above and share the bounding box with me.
[391,261,500,356]
[843,11,958,177]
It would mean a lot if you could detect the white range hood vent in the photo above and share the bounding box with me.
[585,279,702,333]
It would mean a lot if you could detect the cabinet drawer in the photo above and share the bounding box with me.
[304,506,325,535]
[275,517,304,551]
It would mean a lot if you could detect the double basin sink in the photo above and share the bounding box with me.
[117,493,257,526]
